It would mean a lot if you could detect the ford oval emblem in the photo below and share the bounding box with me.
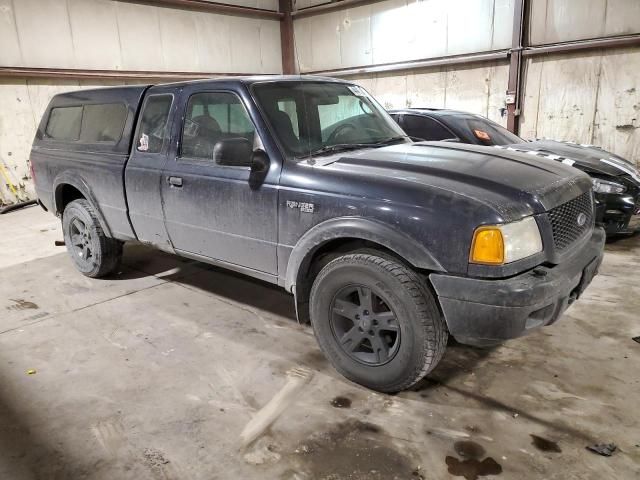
[577,212,587,226]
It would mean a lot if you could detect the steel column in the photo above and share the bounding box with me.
[279,0,296,74]
[506,0,526,134]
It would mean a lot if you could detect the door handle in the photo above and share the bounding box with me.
[168,176,183,187]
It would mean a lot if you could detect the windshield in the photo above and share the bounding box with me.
[457,116,524,146]
[252,81,407,157]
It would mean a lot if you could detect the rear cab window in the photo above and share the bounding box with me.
[45,103,127,144]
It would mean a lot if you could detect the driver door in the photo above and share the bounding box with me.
[160,88,279,276]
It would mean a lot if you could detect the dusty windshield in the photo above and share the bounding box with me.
[252,81,407,157]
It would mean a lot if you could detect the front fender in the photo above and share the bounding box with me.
[284,216,445,292]
[53,172,112,237]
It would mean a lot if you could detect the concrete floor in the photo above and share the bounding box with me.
[0,206,639,480]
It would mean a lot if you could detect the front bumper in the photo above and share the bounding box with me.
[596,192,640,235]
[430,227,605,347]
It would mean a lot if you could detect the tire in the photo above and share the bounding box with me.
[309,252,448,392]
[62,199,123,278]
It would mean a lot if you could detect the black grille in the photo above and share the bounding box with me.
[548,191,594,251]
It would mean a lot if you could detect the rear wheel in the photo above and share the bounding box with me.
[309,252,448,392]
[62,199,123,278]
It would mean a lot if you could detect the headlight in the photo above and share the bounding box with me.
[592,178,626,194]
[470,216,543,265]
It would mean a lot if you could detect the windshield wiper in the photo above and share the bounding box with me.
[305,136,408,157]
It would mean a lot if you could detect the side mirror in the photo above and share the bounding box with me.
[213,137,252,167]
[250,149,270,173]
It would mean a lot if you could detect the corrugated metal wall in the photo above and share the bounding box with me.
[349,61,510,126]
[1,0,281,73]
[520,46,640,161]
[0,0,282,205]
[293,0,515,71]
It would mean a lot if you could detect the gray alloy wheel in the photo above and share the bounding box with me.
[62,199,123,278]
[310,252,448,392]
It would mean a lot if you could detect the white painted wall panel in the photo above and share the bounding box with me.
[293,0,327,10]
[405,0,448,61]
[605,0,640,37]
[520,47,640,165]
[309,12,342,70]
[195,13,233,70]
[67,0,122,70]
[447,0,495,55]
[371,0,410,64]
[0,0,282,74]
[158,8,200,72]
[294,0,514,72]
[229,17,263,72]
[13,0,75,68]
[594,49,640,164]
[260,19,284,72]
[348,61,510,126]
[0,0,22,66]
[529,0,640,44]
[115,3,165,71]
[340,5,373,68]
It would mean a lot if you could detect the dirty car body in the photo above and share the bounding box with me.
[31,77,605,392]
[389,108,640,235]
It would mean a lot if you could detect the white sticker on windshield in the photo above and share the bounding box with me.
[348,85,369,97]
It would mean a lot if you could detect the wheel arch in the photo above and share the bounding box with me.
[285,217,444,297]
[53,173,112,237]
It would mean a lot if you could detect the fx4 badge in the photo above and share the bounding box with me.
[287,200,315,213]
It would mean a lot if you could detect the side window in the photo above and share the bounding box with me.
[80,103,127,143]
[137,95,173,153]
[402,115,455,141]
[181,92,255,160]
[46,106,82,141]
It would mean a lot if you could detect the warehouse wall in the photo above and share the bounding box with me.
[529,0,640,44]
[520,46,640,163]
[348,61,510,126]
[0,0,283,205]
[293,0,515,72]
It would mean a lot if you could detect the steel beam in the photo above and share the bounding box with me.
[306,51,510,77]
[523,34,640,57]
[0,66,257,80]
[114,0,283,19]
[292,0,386,19]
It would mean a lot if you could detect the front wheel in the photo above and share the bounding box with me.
[309,252,448,392]
[62,199,123,278]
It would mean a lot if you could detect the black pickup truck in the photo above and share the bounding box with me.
[31,76,605,392]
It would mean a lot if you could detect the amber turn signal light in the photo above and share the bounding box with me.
[470,227,505,265]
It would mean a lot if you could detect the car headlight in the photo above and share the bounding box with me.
[470,216,543,265]
[592,178,626,194]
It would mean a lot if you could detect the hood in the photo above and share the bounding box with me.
[505,139,640,183]
[315,141,592,221]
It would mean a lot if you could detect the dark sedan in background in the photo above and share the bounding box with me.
[389,108,640,235]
